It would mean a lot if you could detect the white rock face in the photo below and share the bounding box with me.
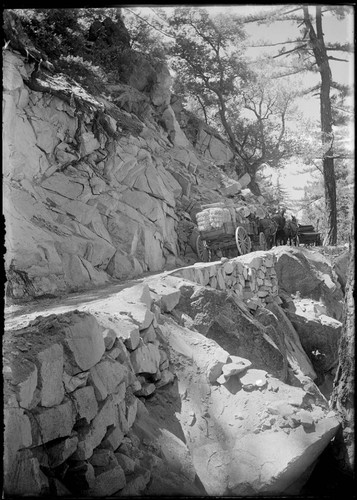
[228,417,339,494]
[89,358,127,400]
[195,128,234,165]
[3,45,245,300]
[130,344,161,374]
[3,50,194,299]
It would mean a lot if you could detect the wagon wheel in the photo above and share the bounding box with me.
[235,226,251,255]
[195,235,209,262]
[259,232,267,251]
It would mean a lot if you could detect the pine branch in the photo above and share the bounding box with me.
[272,44,309,58]
[301,196,324,207]
[326,154,355,160]
[332,105,354,115]
[331,81,351,93]
[272,64,316,79]
[325,43,354,53]
[248,39,305,48]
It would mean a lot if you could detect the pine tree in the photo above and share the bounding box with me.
[244,5,353,244]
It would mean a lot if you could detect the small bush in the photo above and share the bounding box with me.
[56,55,108,95]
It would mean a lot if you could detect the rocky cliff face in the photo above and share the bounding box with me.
[3,45,237,301]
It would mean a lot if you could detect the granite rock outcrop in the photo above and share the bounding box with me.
[4,250,343,496]
[4,45,243,301]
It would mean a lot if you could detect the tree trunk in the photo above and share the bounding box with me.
[304,5,337,245]
[330,212,355,475]
[247,176,261,196]
[218,94,236,151]
[246,163,262,196]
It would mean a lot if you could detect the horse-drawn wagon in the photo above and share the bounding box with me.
[193,202,268,262]
[297,224,322,246]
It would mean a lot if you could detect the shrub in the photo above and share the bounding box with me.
[56,55,108,95]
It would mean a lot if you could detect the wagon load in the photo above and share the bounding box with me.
[196,207,232,231]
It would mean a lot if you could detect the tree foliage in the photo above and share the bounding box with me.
[163,7,250,152]
[245,5,354,244]
[299,158,353,243]
[12,8,133,89]
[228,67,304,179]
[150,7,312,195]
[257,170,292,216]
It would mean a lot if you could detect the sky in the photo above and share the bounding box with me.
[131,5,354,201]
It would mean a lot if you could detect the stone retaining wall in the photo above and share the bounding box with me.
[170,250,281,309]
[3,284,179,496]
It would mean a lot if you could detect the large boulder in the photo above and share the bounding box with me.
[272,247,322,297]
[271,247,344,320]
[174,284,288,381]
[152,314,340,496]
[332,250,349,292]
[256,303,316,382]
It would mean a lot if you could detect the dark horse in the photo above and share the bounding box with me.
[284,216,299,246]
[272,210,287,246]
[258,218,278,249]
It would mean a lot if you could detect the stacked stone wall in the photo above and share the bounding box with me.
[170,251,282,309]
[3,284,177,496]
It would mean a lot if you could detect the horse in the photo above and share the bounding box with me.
[258,218,278,249]
[284,216,299,246]
[271,210,287,246]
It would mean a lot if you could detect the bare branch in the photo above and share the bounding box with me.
[274,6,302,16]
[125,8,176,39]
[311,160,323,173]
[328,56,350,63]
